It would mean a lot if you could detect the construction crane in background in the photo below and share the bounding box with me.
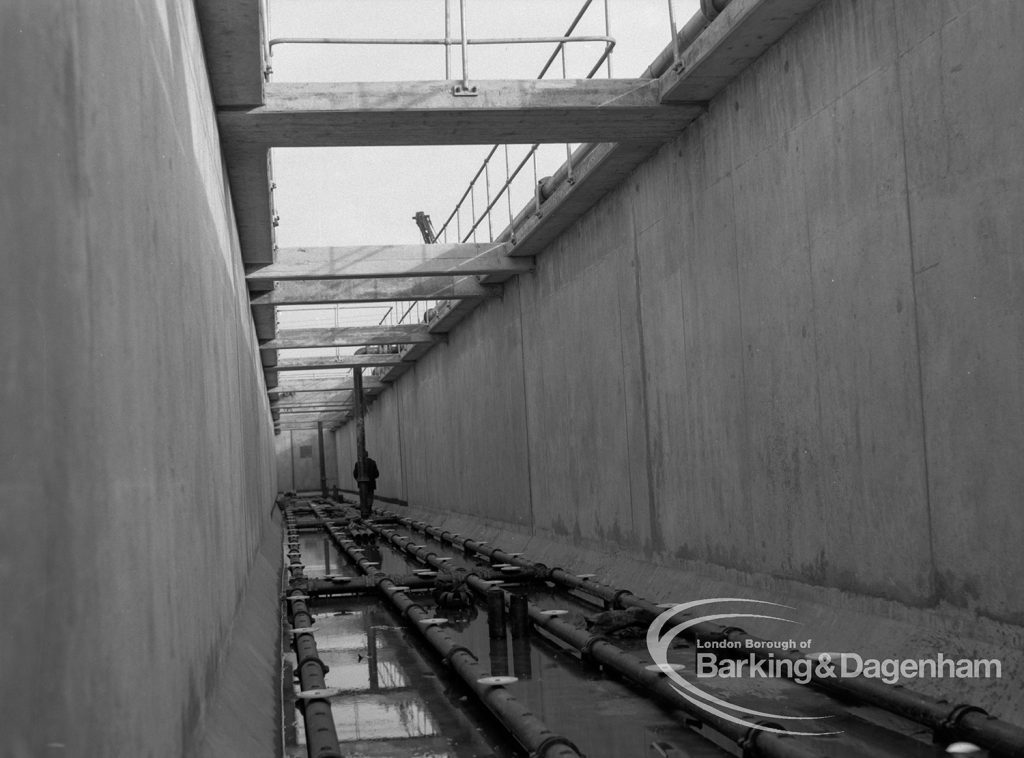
[413,211,437,244]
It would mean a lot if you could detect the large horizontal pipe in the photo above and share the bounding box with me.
[282,511,343,758]
[306,502,581,758]
[384,509,1024,757]
[303,566,535,596]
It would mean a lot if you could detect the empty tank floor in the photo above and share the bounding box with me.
[280,498,980,758]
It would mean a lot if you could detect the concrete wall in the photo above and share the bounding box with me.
[346,0,1024,629]
[1,2,278,756]
[275,428,338,492]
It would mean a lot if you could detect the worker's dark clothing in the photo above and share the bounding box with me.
[353,457,379,484]
[353,456,379,517]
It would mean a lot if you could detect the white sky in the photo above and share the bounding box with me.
[266,0,700,385]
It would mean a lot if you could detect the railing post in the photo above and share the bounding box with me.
[667,0,680,66]
[444,0,451,79]
[455,0,476,94]
[604,0,613,77]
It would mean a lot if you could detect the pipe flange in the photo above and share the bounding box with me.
[296,654,330,676]
[938,704,990,742]
[581,634,612,659]
[610,588,634,609]
[738,721,785,757]
[532,562,551,580]
[442,645,478,666]
[529,734,584,758]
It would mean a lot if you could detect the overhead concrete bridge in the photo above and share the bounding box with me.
[4,1,1023,756]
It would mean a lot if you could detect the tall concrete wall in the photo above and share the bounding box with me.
[346,0,1024,629]
[335,394,408,501]
[275,428,339,492]
[1,2,278,756]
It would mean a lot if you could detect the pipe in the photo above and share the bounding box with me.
[307,502,583,758]
[509,593,530,639]
[386,509,1024,758]
[282,508,343,758]
[512,636,533,680]
[303,574,436,595]
[489,635,510,678]
[300,568,532,597]
[487,587,507,639]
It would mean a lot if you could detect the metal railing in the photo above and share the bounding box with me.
[432,0,614,247]
[431,0,734,258]
[268,0,614,94]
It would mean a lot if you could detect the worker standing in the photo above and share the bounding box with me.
[353,453,379,518]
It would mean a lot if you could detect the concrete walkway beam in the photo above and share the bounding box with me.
[217,80,704,146]
[247,243,529,281]
[270,378,384,394]
[251,276,499,305]
[261,324,435,350]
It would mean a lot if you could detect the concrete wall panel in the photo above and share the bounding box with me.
[520,212,640,546]
[374,290,533,526]
[798,64,933,602]
[276,428,338,493]
[897,0,1024,623]
[633,127,749,569]
[1,3,277,755]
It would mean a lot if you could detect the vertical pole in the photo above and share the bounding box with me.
[289,430,297,492]
[504,145,515,242]
[509,594,529,639]
[604,0,613,77]
[486,588,507,638]
[512,635,533,680]
[470,180,478,242]
[353,367,370,518]
[459,0,469,90]
[532,151,542,217]
[484,160,493,241]
[667,0,680,65]
[323,537,331,575]
[317,421,327,498]
[489,636,510,677]
[444,0,451,79]
[562,48,574,184]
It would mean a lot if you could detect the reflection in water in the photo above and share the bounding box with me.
[489,636,510,677]
[290,597,513,757]
[512,636,532,680]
